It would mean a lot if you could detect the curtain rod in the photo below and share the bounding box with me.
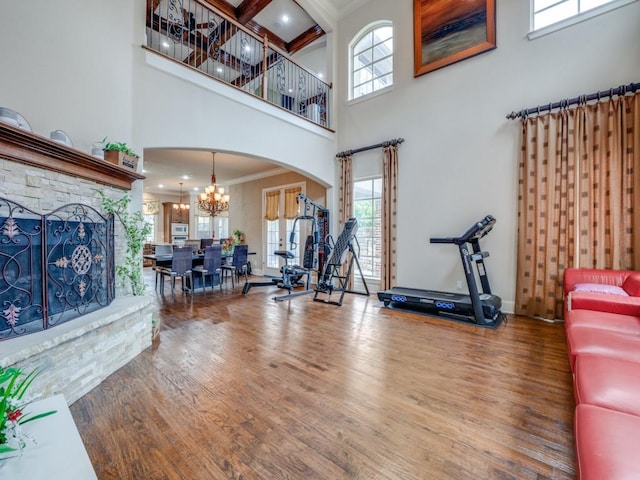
[506,82,640,120]
[336,137,404,158]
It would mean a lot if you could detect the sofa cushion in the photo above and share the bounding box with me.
[565,310,640,335]
[573,283,628,295]
[574,354,640,417]
[568,291,640,316]
[565,326,640,371]
[575,404,640,480]
[622,273,640,296]
[564,268,633,296]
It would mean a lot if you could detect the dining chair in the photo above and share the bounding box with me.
[154,244,174,290]
[200,238,214,250]
[184,239,201,252]
[191,245,223,292]
[221,244,248,288]
[157,246,193,295]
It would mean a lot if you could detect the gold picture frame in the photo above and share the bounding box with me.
[414,0,496,77]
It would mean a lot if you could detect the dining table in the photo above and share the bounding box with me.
[144,250,256,292]
[143,251,256,269]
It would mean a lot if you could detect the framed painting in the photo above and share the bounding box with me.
[414,0,496,77]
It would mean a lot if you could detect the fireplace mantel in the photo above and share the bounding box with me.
[0,123,144,190]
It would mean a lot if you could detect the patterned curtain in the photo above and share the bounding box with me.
[284,187,302,219]
[381,145,398,291]
[578,96,640,269]
[338,155,353,225]
[264,190,280,221]
[516,93,640,320]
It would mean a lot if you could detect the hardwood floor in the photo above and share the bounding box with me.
[70,272,576,479]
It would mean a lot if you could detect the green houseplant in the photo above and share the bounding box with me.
[98,191,152,296]
[233,229,245,244]
[0,367,56,454]
[102,138,139,170]
[103,140,137,158]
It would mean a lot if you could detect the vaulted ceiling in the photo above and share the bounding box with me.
[199,0,324,55]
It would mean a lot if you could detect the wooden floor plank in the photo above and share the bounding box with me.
[70,273,575,479]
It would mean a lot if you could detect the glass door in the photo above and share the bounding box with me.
[263,184,304,277]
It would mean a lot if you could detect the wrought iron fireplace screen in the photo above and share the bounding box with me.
[0,197,114,341]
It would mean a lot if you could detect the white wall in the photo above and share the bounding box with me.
[0,1,337,189]
[294,41,329,78]
[337,0,640,312]
[132,51,336,187]
[0,0,135,155]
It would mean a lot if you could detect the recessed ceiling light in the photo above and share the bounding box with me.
[158,184,164,188]
[288,88,293,93]
[318,73,324,79]
[161,41,170,48]
[193,187,199,191]
[244,45,251,52]
[182,175,190,180]
[282,14,290,23]
[216,67,223,73]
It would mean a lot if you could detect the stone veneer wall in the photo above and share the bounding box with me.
[0,296,155,405]
[0,149,155,405]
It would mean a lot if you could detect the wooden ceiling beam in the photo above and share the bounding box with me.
[236,0,273,24]
[244,20,287,52]
[198,0,236,18]
[287,24,325,54]
[146,0,162,27]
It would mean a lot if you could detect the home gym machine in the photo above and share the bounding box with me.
[377,215,504,328]
[242,194,330,301]
[313,217,370,306]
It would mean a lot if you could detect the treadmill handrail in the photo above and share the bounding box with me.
[430,215,496,245]
[429,237,456,244]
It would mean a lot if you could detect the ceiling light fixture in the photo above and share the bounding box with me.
[173,182,190,211]
[282,14,290,23]
[198,152,230,217]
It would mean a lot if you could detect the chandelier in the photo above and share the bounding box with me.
[173,182,190,211]
[198,152,230,217]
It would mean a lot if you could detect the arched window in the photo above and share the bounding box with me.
[349,21,393,101]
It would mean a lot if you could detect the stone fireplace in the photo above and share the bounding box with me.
[0,122,155,404]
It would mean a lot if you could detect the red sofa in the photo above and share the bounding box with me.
[564,268,640,316]
[563,268,640,479]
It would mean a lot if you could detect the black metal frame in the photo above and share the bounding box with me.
[0,197,114,340]
[314,217,370,307]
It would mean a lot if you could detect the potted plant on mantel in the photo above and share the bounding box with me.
[102,139,139,171]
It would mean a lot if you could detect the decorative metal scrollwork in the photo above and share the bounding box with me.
[0,197,114,340]
[167,0,185,43]
[276,58,286,94]
[207,19,221,61]
[297,72,307,105]
[240,37,252,78]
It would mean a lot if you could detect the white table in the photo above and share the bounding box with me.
[0,394,97,479]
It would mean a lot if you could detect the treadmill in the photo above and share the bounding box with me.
[378,215,503,328]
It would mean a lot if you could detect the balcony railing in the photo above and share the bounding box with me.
[145,0,331,128]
